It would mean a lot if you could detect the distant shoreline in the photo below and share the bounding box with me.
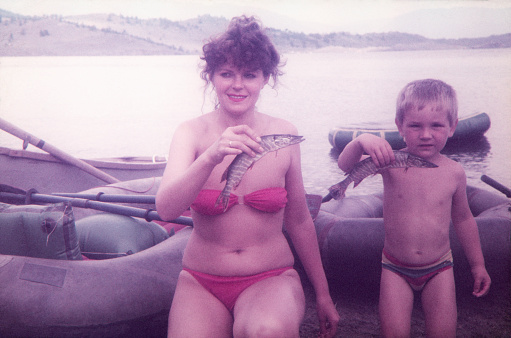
[1,12,511,57]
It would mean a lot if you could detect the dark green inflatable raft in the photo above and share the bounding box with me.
[328,112,491,151]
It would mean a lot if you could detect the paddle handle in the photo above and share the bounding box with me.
[481,175,511,198]
[54,193,156,204]
[0,191,193,226]
[0,117,120,184]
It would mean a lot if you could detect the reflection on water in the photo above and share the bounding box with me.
[1,50,510,197]
[442,136,491,159]
[443,136,493,184]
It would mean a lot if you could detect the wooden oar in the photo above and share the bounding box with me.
[322,192,334,203]
[0,117,120,184]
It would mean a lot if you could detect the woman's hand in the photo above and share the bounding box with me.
[204,125,264,164]
[316,295,340,338]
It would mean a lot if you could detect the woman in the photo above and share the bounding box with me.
[156,16,339,337]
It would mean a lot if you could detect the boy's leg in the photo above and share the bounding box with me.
[379,268,414,337]
[167,270,234,338]
[421,268,457,338]
[232,268,305,338]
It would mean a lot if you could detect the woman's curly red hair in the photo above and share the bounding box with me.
[200,15,283,88]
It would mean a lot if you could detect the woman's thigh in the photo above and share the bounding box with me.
[232,269,305,337]
[168,270,233,338]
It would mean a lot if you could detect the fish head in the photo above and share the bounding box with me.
[263,134,305,148]
[406,154,438,168]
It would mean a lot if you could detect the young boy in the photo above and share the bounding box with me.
[337,79,491,337]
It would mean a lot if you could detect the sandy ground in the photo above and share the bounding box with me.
[298,273,510,337]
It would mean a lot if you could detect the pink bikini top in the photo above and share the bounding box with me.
[191,187,287,215]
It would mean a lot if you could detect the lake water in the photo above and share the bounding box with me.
[1,49,510,197]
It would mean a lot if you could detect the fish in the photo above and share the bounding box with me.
[323,150,438,202]
[216,134,305,212]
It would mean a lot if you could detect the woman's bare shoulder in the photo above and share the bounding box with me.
[176,112,215,136]
[259,113,299,135]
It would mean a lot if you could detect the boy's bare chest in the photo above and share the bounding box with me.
[383,166,457,202]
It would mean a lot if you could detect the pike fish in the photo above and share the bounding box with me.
[324,151,438,202]
[216,134,305,212]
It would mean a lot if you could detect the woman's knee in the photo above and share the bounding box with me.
[233,270,304,337]
[234,316,300,338]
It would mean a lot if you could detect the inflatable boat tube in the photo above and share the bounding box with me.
[0,201,170,261]
[0,227,191,337]
[0,202,82,261]
[328,112,491,151]
[76,213,170,259]
[315,186,510,294]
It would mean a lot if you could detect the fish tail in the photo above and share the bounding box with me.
[328,183,347,200]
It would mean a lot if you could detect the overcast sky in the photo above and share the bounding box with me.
[1,0,510,38]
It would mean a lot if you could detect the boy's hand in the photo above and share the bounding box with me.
[337,133,395,173]
[357,134,395,167]
[471,265,491,297]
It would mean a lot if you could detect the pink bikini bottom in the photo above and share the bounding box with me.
[183,266,293,313]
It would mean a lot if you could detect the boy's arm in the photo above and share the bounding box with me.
[337,134,395,172]
[451,169,491,297]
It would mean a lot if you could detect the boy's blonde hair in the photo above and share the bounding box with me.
[396,79,458,126]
